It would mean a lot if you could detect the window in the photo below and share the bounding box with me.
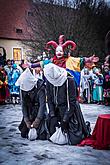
[13,48,22,64]
[16,28,23,34]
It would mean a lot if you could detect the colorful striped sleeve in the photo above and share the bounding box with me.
[66,56,84,86]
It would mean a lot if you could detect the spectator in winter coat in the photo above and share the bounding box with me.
[0,65,10,104]
[92,68,104,104]
[0,47,6,66]
[4,59,12,75]
[80,67,91,103]
[103,65,110,105]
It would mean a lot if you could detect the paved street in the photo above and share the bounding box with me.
[0,103,110,165]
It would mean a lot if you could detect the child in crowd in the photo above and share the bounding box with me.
[92,68,104,104]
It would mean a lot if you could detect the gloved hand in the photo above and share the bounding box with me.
[32,118,41,129]
[61,120,69,133]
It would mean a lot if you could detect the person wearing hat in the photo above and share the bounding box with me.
[15,68,48,140]
[44,63,90,145]
[23,35,99,88]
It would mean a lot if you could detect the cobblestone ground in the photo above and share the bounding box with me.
[0,103,110,165]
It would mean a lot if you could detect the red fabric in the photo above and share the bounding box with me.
[79,114,110,150]
[0,85,10,102]
[52,56,66,68]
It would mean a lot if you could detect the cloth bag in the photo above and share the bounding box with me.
[49,127,68,145]
[28,128,38,141]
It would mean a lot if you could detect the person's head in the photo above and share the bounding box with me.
[96,69,101,75]
[104,65,109,73]
[93,67,101,76]
[84,68,89,75]
[56,46,64,59]
[44,63,67,86]
[46,35,76,59]
[6,59,11,66]
[11,60,15,65]
[34,67,42,74]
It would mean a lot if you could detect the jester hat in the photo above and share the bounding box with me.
[46,35,76,54]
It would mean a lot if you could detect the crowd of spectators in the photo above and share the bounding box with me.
[0,54,110,106]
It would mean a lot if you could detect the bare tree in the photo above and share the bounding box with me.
[23,0,109,60]
[24,0,76,51]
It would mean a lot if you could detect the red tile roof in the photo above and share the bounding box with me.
[0,0,33,40]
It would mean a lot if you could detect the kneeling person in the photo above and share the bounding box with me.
[44,63,90,145]
[16,68,47,140]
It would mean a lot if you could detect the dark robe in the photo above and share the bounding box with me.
[19,79,49,140]
[46,76,89,145]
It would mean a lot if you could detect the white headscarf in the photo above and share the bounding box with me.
[44,63,67,86]
[15,68,38,91]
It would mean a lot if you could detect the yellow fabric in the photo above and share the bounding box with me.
[66,56,81,72]
[0,80,3,85]
[5,76,8,84]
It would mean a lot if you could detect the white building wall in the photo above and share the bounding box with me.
[0,39,31,62]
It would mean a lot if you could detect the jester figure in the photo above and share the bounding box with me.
[25,35,99,86]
